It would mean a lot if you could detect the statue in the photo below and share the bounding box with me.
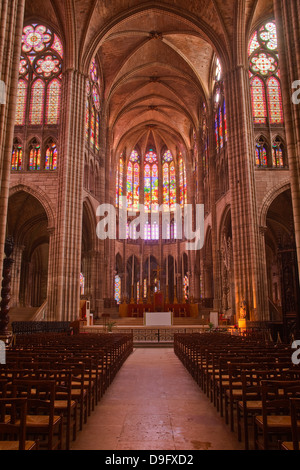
[239,300,248,320]
[0,237,14,336]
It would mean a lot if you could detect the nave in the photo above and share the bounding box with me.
[70,348,242,451]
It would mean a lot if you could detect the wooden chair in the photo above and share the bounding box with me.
[0,398,38,450]
[254,380,300,450]
[236,369,286,450]
[281,398,300,450]
[12,379,63,450]
[36,370,77,450]
[0,379,7,398]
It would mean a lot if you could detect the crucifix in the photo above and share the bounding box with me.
[154,264,162,282]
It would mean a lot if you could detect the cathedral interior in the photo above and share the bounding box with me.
[1,0,300,454]
[0,0,299,338]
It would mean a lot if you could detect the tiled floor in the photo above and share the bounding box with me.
[70,348,243,450]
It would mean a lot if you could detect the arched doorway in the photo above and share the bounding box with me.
[7,191,49,310]
[265,189,300,338]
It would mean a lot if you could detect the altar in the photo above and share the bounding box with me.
[144,311,173,326]
[119,291,199,318]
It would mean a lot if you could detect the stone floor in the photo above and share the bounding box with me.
[70,348,244,451]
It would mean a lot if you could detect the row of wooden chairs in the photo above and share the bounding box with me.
[174,332,300,450]
[0,332,133,450]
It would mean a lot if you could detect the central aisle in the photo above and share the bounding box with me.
[70,348,243,450]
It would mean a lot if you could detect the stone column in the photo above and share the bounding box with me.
[207,105,221,311]
[224,65,269,321]
[47,70,86,321]
[0,0,25,271]
[10,244,24,308]
[274,0,300,285]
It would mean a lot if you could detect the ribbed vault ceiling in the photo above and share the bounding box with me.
[24,0,274,161]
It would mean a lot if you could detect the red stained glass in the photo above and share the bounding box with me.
[272,144,284,168]
[256,144,268,167]
[249,20,284,126]
[47,79,61,124]
[90,108,95,147]
[29,144,41,170]
[18,24,64,129]
[127,161,133,210]
[162,150,176,211]
[30,79,45,125]
[96,115,100,151]
[15,79,27,125]
[179,158,187,207]
[133,162,140,211]
[267,76,283,124]
[11,145,23,171]
[251,76,267,124]
[45,143,57,170]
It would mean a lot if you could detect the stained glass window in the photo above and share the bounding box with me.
[272,140,285,168]
[249,20,283,126]
[224,101,227,142]
[95,115,100,151]
[215,58,222,81]
[249,32,260,55]
[179,157,187,207]
[256,142,268,167]
[219,107,223,149]
[80,273,85,296]
[16,24,63,129]
[171,220,177,240]
[45,142,58,170]
[183,275,189,300]
[267,76,283,124]
[127,151,140,211]
[90,108,95,147]
[86,57,101,152]
[215,112,219,151]
[85,100,90,141]
[144,151,158,213]
[11,143,23,171]
[30,79,45,125]
[152,222,159,240]
[251,76,267,124]
[116,157,125,208]
[162,150,177,211]
[46,79,61,124]
[214,61,227,152]
[114,275,121,304]
[15,80,27,126]
[29,142,41,170]
[144,222,151,240]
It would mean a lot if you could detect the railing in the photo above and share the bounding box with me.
[31,300,48,322]
[84,327,224,343]
[268,298,282,322]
